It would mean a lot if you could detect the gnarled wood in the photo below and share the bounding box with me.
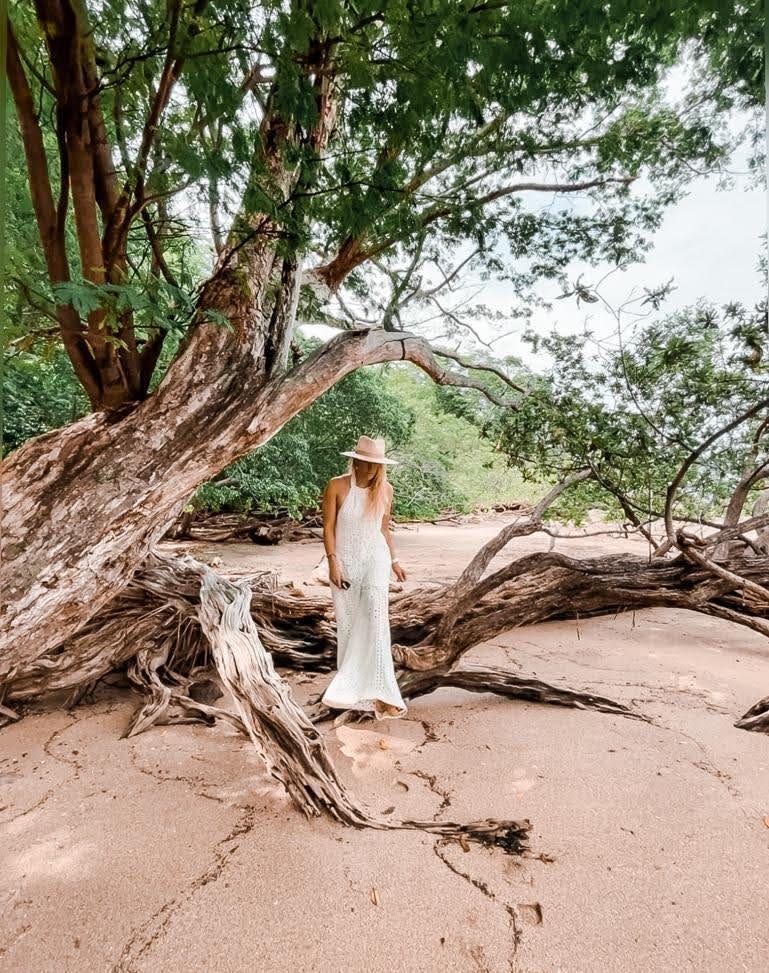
[734,696,769,734]
[194,556,531,850]
[8,546,769,707]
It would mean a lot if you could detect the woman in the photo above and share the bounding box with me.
[320,435,408,722]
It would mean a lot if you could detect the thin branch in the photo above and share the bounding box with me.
[430,346,528,396]
[313,175,635,289]
[661,398,769,551]
[428,470,593,649]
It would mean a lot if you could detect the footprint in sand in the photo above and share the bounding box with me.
[334,724,423,777]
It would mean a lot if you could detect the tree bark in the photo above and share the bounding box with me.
[735,696,769,734]
[5,19,102,404]
[6,534,768,851]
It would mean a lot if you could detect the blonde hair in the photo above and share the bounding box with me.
[345,457,390,522]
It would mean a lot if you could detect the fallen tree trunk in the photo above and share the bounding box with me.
[4,533,767,856]
[5,468,769,860]
[164,509,322,544]
[0,547,531,850]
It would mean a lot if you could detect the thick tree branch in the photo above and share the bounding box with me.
[267,327,520,415]
[6,16,102,405]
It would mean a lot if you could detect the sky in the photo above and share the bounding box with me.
[487,145,764,368]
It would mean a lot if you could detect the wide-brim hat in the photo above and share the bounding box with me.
[340,435,399,465]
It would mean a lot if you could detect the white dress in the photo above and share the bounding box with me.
[321,469,408,718]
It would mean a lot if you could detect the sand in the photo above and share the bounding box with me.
[2,513,769,972]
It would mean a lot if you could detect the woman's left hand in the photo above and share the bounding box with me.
[392,561,407,582]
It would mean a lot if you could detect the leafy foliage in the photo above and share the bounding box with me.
[4,0,763,530]
[386,367,534,517]
[487,297,769,524]
[2,348,89,453]
[5,0,761,411]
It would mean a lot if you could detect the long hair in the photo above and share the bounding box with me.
[345,457,390,522]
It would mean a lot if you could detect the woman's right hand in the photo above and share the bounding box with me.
[329,559,349,589]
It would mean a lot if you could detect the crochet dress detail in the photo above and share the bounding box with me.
[321,468,408,719]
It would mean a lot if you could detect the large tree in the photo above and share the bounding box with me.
[1,1,763,841]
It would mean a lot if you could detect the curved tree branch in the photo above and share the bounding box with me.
[430,346,529,396]
[661,398,769,552]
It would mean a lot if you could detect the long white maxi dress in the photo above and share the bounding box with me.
[321,468,408,718]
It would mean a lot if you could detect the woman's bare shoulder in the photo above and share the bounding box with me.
[325,474,351,494]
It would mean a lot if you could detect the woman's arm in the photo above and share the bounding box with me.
[321,480,345,587]
[321,480,350,588]
[381,485,407,580]
[321,479,339,561]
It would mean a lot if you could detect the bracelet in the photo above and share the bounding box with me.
[391,560,400,567]
[327,553,338,560]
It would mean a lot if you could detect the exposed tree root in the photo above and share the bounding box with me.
[192,556,531,851]
[2,556,334,704]
[306,663,641,724]
[734,695,769,734]
[399,663,643,718]
[4,491,768,865]
[5,547,533,850]
[7,545,769,733]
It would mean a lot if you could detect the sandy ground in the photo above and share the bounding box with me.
[2,514,769,972]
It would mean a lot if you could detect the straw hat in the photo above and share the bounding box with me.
[340,435,399,465]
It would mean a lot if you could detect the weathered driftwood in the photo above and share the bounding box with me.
[195,559,531,850]
[165,508,322,544]
[4,472,769,861]
[1,531,767,866]
[735,695,769,734]
[6,546,768,724]
[1,543,533,849]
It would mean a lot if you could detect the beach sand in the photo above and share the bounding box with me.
[2,514,768,972]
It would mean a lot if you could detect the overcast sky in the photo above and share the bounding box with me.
[483,141,764,368]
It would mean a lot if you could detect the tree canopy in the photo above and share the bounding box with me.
[4,0,761,417]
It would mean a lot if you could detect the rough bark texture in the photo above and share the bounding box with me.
[4,525,767,852]
[8,546,767,721]
[195,561,531,850]
[2,0,359,677]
